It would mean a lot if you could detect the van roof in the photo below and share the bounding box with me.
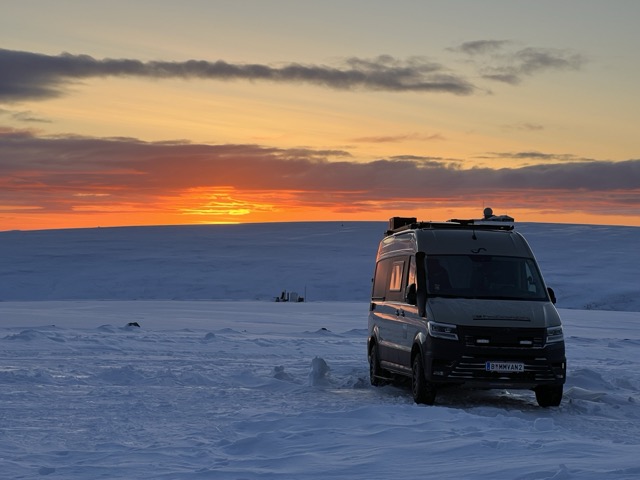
[385,219,514,236]
[380,220,531,258]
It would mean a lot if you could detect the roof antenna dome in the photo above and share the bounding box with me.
[483,207,494,219]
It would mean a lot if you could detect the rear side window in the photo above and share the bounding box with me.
[372,257,409,302]
[372,260,390,299]
[389,261,404,291]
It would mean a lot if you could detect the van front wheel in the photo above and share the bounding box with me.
[535,385,563,407]
[412,354,436,405]
[369,345,386,386]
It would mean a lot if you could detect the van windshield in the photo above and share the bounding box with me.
[426,255,548,301]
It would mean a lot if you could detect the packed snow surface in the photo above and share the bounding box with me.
[1,221,639,479]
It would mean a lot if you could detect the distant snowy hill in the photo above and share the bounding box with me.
[2,221,639,311]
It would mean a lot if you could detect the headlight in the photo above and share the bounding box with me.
[428,321,458,341]
[546,326,564,344]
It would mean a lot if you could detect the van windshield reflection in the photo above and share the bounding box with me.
[426,255,548,300]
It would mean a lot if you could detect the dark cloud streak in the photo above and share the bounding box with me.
[0,49,476,102]
[0,45,589,102]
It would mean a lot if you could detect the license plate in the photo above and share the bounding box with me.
[486,361,524,373]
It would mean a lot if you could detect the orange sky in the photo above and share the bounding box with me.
[1,2,639,230]
[2,134,637,230]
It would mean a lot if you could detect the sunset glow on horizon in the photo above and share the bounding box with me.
[1,1,639,231]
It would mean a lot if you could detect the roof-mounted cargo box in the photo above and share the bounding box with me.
[388,217,417,231]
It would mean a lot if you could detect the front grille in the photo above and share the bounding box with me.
[447,356,558,382]
[461,326,545,349]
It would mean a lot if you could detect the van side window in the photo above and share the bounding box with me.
[386,259,407,302]
[372,260,390,300]
[373,257,411,302]
[407,256,416,289]
[389,260,404,292]
[525,262,539,294]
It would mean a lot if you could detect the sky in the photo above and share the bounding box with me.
[1,0,639,230]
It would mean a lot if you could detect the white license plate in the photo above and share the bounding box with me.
[486,361,524,373]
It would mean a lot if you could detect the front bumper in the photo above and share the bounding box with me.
[423,328,566,389]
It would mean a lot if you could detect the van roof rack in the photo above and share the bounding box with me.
[448,218,514,230]
[385,217,514,236]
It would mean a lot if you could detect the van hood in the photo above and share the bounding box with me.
[426,297,561,328]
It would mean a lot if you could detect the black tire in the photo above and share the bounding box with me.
[535,385,563,407]
[411,354,436,405]
[369,345,385,386]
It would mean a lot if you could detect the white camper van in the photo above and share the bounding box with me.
[367,217,566,407]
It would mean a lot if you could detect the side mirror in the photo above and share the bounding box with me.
[406,283,417,305]
[547,287,557,305]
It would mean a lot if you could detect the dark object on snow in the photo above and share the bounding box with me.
[126,322,140,328]
[275,290,305,302]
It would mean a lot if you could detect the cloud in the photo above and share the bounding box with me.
[0,108,51,123]
[0,49,476,102]
[1,129,638,219]
[480,151,583,162]
[0,45,589,104]
[501,122,544,132]
[349,132,445,143]
[515,47,585,75]
[451,40,587,85]
[451,40,513,56]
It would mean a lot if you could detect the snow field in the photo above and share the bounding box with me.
[1,221,639,478]
[1,301,639,479]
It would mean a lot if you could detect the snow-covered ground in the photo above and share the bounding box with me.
[2,221,639,311]
[1,222,639,479]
